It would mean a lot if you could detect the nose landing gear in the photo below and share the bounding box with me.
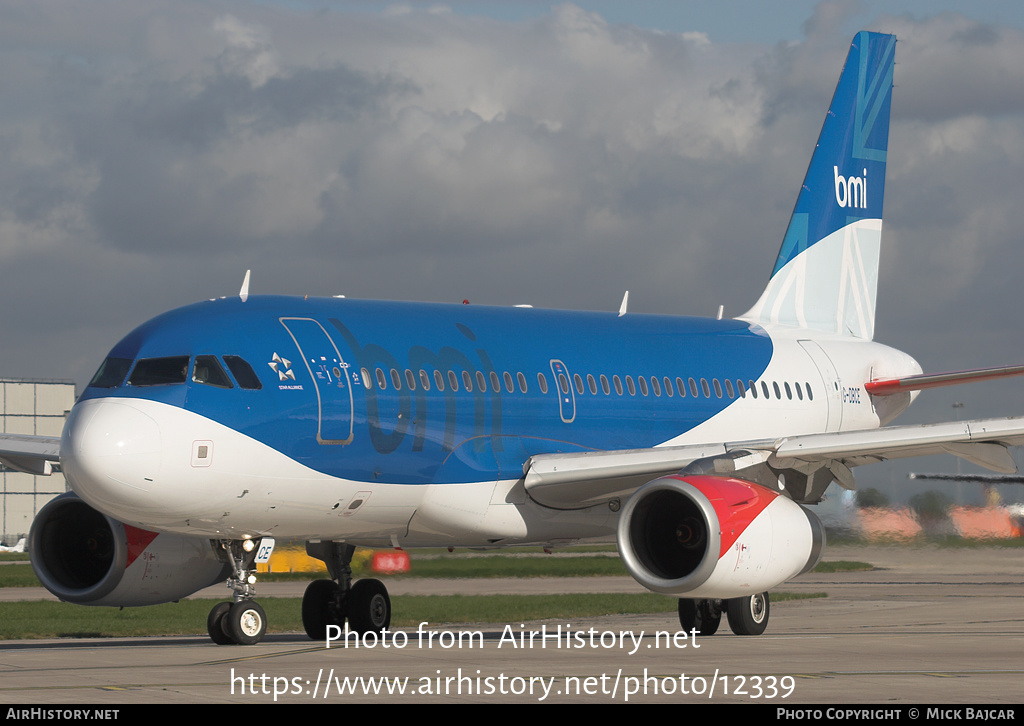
[207,538,272,645]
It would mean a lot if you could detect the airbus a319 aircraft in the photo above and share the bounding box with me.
[7,31,1024,645]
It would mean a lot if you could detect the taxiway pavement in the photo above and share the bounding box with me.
[1,544,1021,704]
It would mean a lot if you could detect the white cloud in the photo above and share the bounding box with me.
[0,0,1022,411]
[212,14,280,87]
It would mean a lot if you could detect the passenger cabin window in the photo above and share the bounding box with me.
[224,356,262,390]
[193,355,233,389]
[128,356,190,387]
[88,357,132,388]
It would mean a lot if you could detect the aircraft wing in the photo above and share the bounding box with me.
[523,417,1024,509]
[0,434,62,475]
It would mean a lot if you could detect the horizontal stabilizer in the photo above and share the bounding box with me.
[865,364,1024,396]
[909,472,1024,484]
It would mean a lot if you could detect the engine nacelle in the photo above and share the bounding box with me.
[617,475,825,599]
[29,493,230,607]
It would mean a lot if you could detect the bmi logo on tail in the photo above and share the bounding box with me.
[834,166,868,209]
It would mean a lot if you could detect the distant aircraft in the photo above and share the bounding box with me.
[0,537,25,553]
[7,31,1024,645]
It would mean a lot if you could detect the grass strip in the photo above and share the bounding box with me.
[0,556,869,588]
[0,564,46,587]
[810,560,872,572]
[0,592,824,640]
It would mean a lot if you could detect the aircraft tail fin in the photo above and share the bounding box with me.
[741,31,895,340]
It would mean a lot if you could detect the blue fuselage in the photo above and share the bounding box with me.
[80,295,774,487]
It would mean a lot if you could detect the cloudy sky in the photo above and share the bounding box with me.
[3,0,1024,499]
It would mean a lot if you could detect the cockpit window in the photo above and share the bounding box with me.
[128,356,190,386]
[88,357,133,388]
[223,356,262,390]
[192,355,233,389]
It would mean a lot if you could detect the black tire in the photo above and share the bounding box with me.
[347,579,391,633]
[726,592,770,636]
[207,601,234,645]
[678,598,721,636]
[302,579,342,641]
[225,600,268,645]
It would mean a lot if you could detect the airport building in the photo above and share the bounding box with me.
[0,378,76,545]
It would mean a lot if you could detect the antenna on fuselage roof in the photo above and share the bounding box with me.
[618,291,629,317]
[239,269,251,302]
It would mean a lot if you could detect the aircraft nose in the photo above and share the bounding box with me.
[61,399,162,517]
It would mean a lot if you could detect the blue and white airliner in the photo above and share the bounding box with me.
[7,31,1024,645]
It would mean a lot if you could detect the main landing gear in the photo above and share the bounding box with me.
[678,592,770,636]
[207,539,270,645]
[301,542,392,640]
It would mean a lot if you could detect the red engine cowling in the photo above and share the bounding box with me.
[29,493,230,607]
[616,475,824,598]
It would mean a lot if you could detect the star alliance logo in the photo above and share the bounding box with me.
[268,353,296,381]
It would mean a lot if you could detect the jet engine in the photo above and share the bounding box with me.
[617,475,824,598]
[29,493,230,607]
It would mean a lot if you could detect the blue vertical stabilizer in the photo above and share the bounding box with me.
[743,31,895,339]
